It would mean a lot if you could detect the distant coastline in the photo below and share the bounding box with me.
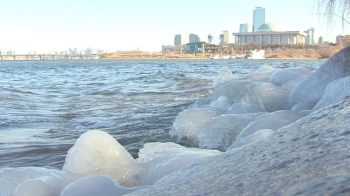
[101,45,344,60]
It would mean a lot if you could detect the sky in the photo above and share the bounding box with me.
[0,0,348,53]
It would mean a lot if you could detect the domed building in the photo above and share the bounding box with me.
[233,22,306,46]
[257,22,284,32]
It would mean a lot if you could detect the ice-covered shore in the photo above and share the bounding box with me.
[1,46,350,196]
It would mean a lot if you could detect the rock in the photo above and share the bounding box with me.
[313,75,350,110]
[289,46,350,106]
[126,97,350,196]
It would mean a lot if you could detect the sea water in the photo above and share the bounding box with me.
[0,59,326,195]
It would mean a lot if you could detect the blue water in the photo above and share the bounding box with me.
[0,59,325,169]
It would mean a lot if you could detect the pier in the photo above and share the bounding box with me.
[0,54,100,60]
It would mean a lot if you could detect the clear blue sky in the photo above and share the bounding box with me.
[0,0,348,53]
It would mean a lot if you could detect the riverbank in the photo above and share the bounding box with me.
[101,46,344,59]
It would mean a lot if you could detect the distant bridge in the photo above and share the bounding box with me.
[0,54,101,60]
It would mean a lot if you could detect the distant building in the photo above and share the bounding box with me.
[189,34,200,43]
[233,22,306,46]
[174,34,184,46]
[253,7,265,32]
[304,28,315,45]
[318,36,324,45]
[239,23,250,33]
[162,45,174,51]
[208,34,213,44]
[223,31,230,44]
[185,42,205,53]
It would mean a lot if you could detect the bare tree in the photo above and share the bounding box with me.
[317,0,350,27]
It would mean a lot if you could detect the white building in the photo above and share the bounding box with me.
[253,7,265,32]
[233,22,306,46]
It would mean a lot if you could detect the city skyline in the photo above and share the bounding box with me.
[0,0,348,53]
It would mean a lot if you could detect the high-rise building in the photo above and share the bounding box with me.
[318,36,324,45]
[174,34,184,46]
[223,30,230,44]
[304,28,315,45]
[239,23,250,33]
[208,34,213,43]
[253,7,265,32]
[189,34,200,43]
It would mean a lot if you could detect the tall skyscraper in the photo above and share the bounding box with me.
[304,28,315,45]
[174,34,184,46]
[253,7,265,32]
[189,34,200,43]
[239,23,250,33]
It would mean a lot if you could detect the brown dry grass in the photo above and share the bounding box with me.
[264,46,344,59]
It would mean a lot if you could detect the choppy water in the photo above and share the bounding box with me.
[0,59,325,170]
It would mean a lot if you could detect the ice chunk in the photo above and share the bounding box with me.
[62,130,138,187]
[209,96,231,110]
[236,82,292,112]
[289,46,350,106]
[170,108,218,147]
[213,66,233,87]
[228,129,274,150]
[137,142,185,161]
[228,102,265,114]
[0,167,68,196]
[269,67,311,86]
[291,102,315,112]
[313,75,350,110]
[61,175,146,196]
[256,65,275,72]
[210,80,251,104]
[236,110,301,140]
[135,145,221,185]
[244,65,276,82]
[197,114,257,151]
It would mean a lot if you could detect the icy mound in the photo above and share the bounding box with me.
[313,75,350,110]
[0,130,220,196]
[61,175,147,196]
[170,108,218,146]
[135,143,221,185]
[63,130,138,187]
[0,167,69,196]
[127,97,350,196]
[289,46,350,106]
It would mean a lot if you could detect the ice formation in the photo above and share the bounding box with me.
[3,47,350,195]
[289,46,350,106]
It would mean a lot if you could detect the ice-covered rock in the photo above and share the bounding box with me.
[228,101,266,114]
[269,67,311,86]
[62,130,138,187]
[313,75,350,110]
[126,97,350,196]
[244,65,276,82]
[61,175,146,196]
[170,108,218,146]
[209,96,231,110]
[0,167,69,196]
[236,82,292,112]
[213,66,233,87]
[291,102,315,112]
[135,144,221,185]
[289,46,350,106]
[236,110,301,140]
[210,80,251,104]
[227,129,274,150]
[197,113,263,151]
